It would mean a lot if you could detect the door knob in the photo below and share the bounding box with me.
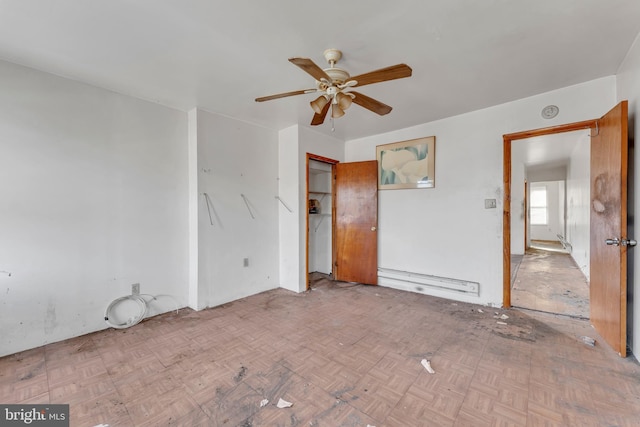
[371,226,377,231]
[605,237,637,247]
[606,238,620,246]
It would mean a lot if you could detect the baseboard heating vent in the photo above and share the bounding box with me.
[378,268,479,296]
[557,234,573,253]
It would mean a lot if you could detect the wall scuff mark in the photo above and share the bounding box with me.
[44,300,58,335]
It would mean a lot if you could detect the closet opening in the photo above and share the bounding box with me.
[306,154,338,290]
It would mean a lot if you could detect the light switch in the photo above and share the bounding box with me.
[484,199,497,209]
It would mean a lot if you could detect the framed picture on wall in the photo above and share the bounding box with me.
[376,136,436,189]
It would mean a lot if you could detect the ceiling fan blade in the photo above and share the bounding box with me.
[350,64,412,87]
[310,101,330,126]
[255,88,316,102]
[350,91,393,115]
[289,57,332,83]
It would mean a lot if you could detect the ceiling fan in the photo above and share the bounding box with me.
[255,49,412,126]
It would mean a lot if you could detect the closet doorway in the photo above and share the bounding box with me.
[306,154,338,289]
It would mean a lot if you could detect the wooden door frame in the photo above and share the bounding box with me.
[503,119,597,307]
[524,180,528,252]
[306,153,339,290]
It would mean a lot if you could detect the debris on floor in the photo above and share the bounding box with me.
[259,399,269,407]
[276,398,293,408]
[499,314,509,320]
[234,366,247,382]
[477,308,484,313]
[421,359,435,374]
[581,336,596,347]
[496,321,508,325]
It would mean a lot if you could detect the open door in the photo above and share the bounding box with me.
[590,101,630,357]
[503,105,631,357]
[334,160,378,285]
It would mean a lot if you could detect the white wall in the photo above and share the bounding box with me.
[566,133,591,278]
[346,76,616,306]
[510,159,526,254]
[529,181,564,241]
[0,60,189,357]
[195,110,280,308]
[278,126,302,292]
[617,31,640,356]
[278,125,343,292]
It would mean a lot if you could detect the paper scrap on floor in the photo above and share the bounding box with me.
[421,359,435,374]
[277,398,293,408]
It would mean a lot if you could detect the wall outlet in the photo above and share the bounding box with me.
[243,258,249,267]
[132,283,140,295]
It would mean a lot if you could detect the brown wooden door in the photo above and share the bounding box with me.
[334,160,378,285]
[590,101,629,357]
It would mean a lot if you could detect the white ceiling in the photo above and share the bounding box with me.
[1,1,639,141]
[513,129,590,171]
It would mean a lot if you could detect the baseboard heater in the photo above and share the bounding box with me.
[378,268,479,296]
[557,234,573,252]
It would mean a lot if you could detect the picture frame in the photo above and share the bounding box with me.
[376,136,436,189]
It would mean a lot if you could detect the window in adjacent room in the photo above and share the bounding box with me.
[530,184,548,225]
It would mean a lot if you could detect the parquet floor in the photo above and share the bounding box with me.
[1,273,640,426]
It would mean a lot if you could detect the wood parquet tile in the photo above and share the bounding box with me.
[1,272,639,426]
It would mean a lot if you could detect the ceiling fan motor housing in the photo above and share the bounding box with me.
[323,67,350,85]
[321,49,349,85]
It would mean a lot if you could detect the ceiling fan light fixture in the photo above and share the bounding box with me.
[336,92,353,111]
[331,103,345,118]
[310,95,329,114]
